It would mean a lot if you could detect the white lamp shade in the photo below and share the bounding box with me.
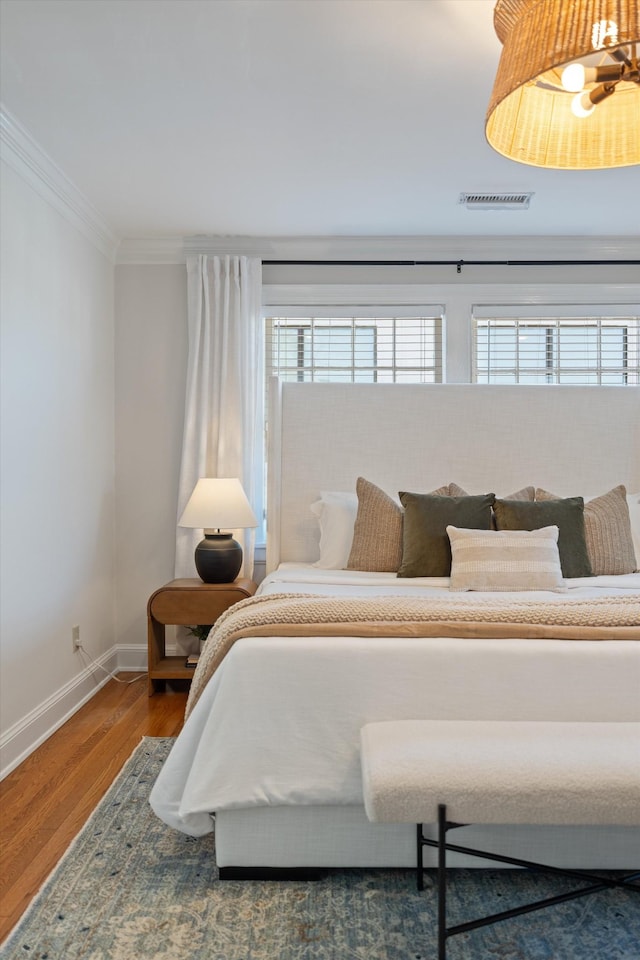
[178,478,258,530]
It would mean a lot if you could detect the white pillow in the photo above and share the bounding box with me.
[447,524,566,593]
[310,492,358,568]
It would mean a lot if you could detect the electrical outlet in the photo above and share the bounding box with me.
[72,625,81,651]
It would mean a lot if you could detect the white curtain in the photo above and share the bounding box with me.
[175,254,263,579]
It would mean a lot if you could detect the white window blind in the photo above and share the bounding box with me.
[266,305,444,384]
[473,305,640,385]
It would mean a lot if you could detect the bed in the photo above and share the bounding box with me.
[150,383,640,874]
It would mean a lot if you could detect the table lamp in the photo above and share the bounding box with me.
[178,478,258,583]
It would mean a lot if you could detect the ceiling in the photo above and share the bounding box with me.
[1,0,639,241]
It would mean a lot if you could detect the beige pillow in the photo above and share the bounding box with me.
[447,525,566,592]
[536,485,637,576]
[346,477,449,572]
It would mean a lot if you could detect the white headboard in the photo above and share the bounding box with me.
[267,381,640,571]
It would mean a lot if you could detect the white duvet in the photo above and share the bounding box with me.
[149,566,640,836]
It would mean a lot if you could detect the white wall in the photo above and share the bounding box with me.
[114,265,187,660]
[0,159,116,774]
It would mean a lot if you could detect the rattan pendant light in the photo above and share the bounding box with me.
[486,0,640,169]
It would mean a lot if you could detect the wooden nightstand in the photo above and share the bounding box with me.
[147,578,257,695]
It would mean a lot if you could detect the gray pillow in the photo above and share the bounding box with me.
[536,485,637,576]
[494,498,593,578]
[397,492,495,578]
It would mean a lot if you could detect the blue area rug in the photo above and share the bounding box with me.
[1,737,638,959]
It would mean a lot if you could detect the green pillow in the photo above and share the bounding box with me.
[397,492,495,578]
[493,498,593,578]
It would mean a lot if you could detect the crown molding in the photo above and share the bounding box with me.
[115,236,190,264]
[0,106,119,262]
[116,233,640,266]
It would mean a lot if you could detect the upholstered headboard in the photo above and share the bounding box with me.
[266,381,640,570]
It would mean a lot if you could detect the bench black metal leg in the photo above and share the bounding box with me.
[438,803,448,960]
[417,804,640,960]
[416,805,452,958]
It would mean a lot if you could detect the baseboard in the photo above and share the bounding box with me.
[115,643,148,672]
[0,647,120,779]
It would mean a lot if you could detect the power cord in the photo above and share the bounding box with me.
[76,640,147,684]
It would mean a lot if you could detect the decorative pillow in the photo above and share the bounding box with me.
[447,525,566,593]
[346,478,403,572]
[397,492,495,578]
[536,485,637,576]
[494,498,592,579]
[449,483,535,501]
[628,493,640,570]
[310,491,358,569]
[346,478,449,572]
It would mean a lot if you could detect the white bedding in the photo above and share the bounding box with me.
[260,563,640,598]
[150,566,640,837]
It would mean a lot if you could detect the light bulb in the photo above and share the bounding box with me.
[571,80,617,118]
[562,63,599,92]
[571,91,595,117]
[562,63,586,92]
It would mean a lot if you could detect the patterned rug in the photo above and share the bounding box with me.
[2,737,638,960]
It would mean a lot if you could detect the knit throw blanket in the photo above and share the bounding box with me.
[185,593,640,716]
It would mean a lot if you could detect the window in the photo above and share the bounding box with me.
[266,306,444,384]
[473,305,640,385]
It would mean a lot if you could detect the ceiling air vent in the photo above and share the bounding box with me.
[458,192,534,211]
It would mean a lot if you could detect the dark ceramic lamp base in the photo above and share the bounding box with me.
[194,533,242,583]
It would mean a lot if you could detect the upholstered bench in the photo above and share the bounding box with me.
[361,719,640,960]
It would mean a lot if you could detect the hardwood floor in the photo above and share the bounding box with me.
[0,675,188,943]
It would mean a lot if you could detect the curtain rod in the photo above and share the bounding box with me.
[263,258,640,274]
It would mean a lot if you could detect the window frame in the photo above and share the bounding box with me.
[265,302,445,386]
[472,302,640,385]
